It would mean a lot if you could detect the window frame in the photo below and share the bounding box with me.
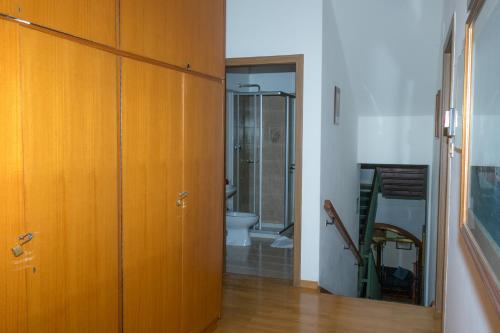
[460,0,500,314]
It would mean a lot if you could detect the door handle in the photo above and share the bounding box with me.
[176,192,189,207]
[18,232,33,245]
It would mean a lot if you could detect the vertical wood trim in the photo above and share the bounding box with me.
[293,55,304,288]
[115,0,120,49]
[116,55,123,333]
[225,54,304,287]
[460,23,474,230]
[220,78,227,319]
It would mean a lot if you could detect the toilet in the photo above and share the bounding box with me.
[225,211,259,246]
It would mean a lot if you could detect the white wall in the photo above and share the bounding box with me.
[439,0,500,332]
[336,0,442,167]
[319,0,359,297]
[227,0,323,281]
[357,115,434,165]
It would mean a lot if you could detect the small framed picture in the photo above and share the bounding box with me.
[333,86,341,125]
[435,90,441,138]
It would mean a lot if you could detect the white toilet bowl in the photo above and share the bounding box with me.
[225,212,259,246]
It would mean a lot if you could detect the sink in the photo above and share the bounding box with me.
[225,185,237,199]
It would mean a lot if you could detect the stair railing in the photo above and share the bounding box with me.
[358,168,382,298]
[323,200,363,266]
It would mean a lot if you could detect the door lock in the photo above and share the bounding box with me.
[11,232,33,257]
[176,192,189,207]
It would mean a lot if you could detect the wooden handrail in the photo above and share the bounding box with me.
[373,223,422,248]
[324,200,363,266]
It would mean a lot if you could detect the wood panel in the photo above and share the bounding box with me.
[14,0,116,46]
[0,1,13,14]
[20,27,119,333]
[182,75,224,332]
[121,58,184,333]
[120,0,224,78]
[0,18,27,333]
[120,0,185,71]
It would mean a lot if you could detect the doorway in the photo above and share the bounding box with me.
[224,55,303,286]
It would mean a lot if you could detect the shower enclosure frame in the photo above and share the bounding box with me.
[227,90,296,234]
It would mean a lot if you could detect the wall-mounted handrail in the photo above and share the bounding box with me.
[324,200,363,266]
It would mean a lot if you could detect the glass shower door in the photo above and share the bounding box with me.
[233,94,261,215]
[260,95,287,230]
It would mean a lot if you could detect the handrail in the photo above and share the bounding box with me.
[324,200,363,266]
[373,223,422,247]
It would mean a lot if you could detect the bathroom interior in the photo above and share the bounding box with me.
[224,64,296,280]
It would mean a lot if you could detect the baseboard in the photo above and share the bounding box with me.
[319,287,333,295]
[299,280,319,290]
[201,318,219,333]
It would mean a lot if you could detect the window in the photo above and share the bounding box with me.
[461,0,500,312]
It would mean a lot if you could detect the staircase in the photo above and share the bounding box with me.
[357,164,427,300]
[358,183,372,244]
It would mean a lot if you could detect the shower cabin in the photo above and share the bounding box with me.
[226,90,296,235]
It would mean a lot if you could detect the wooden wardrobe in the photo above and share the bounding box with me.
[0,1,225,332]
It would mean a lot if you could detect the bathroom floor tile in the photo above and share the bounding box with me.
[225,237,293,280]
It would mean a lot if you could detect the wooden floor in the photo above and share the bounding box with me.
[215,274,441,333]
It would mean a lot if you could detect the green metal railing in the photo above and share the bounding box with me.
[358,169,382,299]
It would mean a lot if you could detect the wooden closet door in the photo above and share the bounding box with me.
[120,0,224,78]
[20,27,119,333]
[183,0,225,78]
[0,18,27,333]
[121,59,184,333]
[120,0,186,71]
[182,75,224,333]
[11,0,116,46]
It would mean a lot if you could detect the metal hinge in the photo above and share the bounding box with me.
[443,107,457,138]
[443,107,458,158]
